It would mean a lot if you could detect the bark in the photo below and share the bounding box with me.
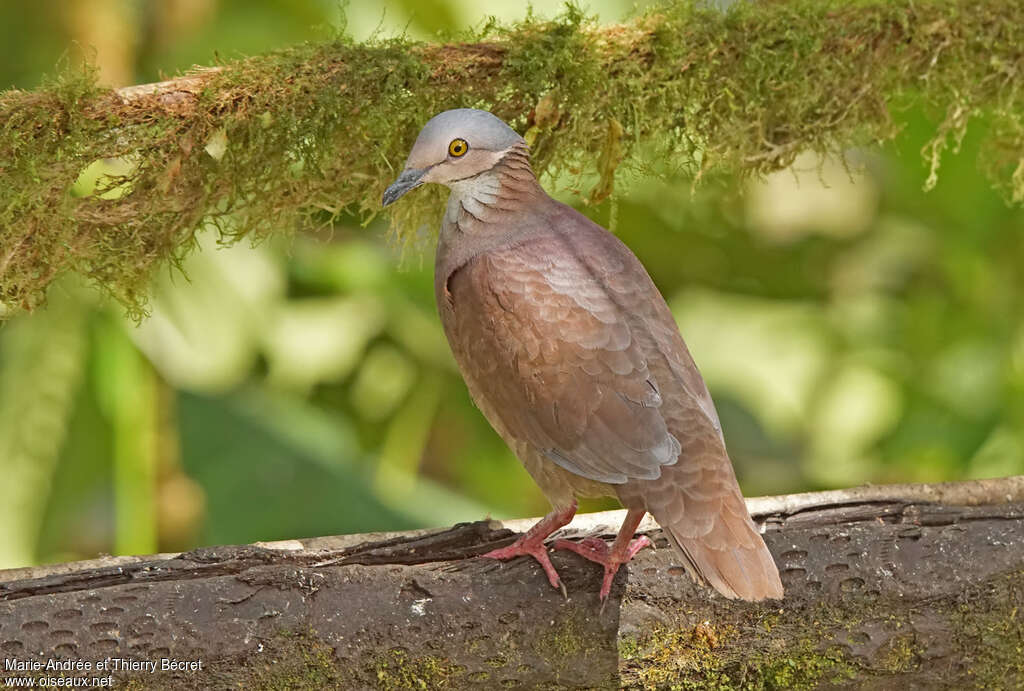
[1,477,1022,689]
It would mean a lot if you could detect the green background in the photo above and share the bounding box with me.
[1,0,1021,569]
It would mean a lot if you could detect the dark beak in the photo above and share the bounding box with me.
[382,168,426,207]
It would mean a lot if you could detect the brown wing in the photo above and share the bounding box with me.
[595,225,784,600]
[441,203,782,600]
[442,232,681,485]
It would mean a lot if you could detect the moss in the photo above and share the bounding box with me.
[533,609,611,664]
[757,643,859,690]
[532,612,617,687]
[620,617,867,690]
[949,569,1024,689]
[120,629,466,690]
[1,0,1023,316]
[617,633,641,661]
[534,615,587,661]
[618,572,1024,689]
[97,629,350,690]
[245,629,350,690]
[878,634,918,674]
[619,620,739,689]
[486,653,510,668]
[371,648,462,690]
[252,633,464,690]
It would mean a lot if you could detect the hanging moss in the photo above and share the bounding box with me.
[1,0,1021,316]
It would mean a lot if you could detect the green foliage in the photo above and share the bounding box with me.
[0,0,1022,315]
[92,313,159,555]
[0,287,87,567]
[0,0,1021,576]
[617,111,1024,493]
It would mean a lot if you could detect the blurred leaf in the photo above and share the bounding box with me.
[0,288,88,568]
[928,340,1003,418]
[263,294,387,391]
[386,299,455,371]
[178,385,488,543]
[746,152,879,243]
[178,388,411,543]
[372,371,492,524]
[967,426,1024,479]
[134,232,285,393]
[291,237,391,294]
[806,361,902,488]
[670,289,829,436]
[93,313,158,556]
[351,343,417,421]
[715,395,804,496]
[35,355,115,565]
[373,371,438,499]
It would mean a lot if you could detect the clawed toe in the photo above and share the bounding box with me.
[478,506,652,604]
[554,532,654,601]
[483,539,563,591]
[480,504,578,593]
[552,536,608,561]
[623,535,653,560]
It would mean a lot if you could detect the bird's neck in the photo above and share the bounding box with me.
[435,144,550,298]
[443,144,545,236]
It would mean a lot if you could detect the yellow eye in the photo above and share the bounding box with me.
[448,138,469,157]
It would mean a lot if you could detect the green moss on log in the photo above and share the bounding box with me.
[618,569,1024,689]
[368,648,463,690]
[1,0,1022,315]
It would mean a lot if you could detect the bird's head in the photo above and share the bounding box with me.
[381,108,526,207]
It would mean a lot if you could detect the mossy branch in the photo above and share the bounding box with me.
[1,478,1023,688]
[1,0,1021,316]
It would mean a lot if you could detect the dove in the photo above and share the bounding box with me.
[383,108,783,602]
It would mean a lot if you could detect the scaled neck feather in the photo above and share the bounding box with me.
[435,143,552,304]
[443,143,544,236]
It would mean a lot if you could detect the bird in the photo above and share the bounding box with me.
[382,108,783,602]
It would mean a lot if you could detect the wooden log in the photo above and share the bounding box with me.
[1,477,1022,689]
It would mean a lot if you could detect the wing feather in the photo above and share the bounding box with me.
[437,198,782,600]
[444,234,680,485]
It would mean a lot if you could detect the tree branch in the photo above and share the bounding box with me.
[1,0,1021,315]
[1,477,1022,688]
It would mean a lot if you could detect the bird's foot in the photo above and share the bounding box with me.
[553,534,652,601]
[480,503,577,596]
[482,537,564,592]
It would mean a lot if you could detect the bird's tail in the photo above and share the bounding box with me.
[659,511,783,601]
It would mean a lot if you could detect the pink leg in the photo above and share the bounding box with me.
[553,508,651,601]
[482,502,577,592]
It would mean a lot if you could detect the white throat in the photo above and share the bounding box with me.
[443,172,502,228]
